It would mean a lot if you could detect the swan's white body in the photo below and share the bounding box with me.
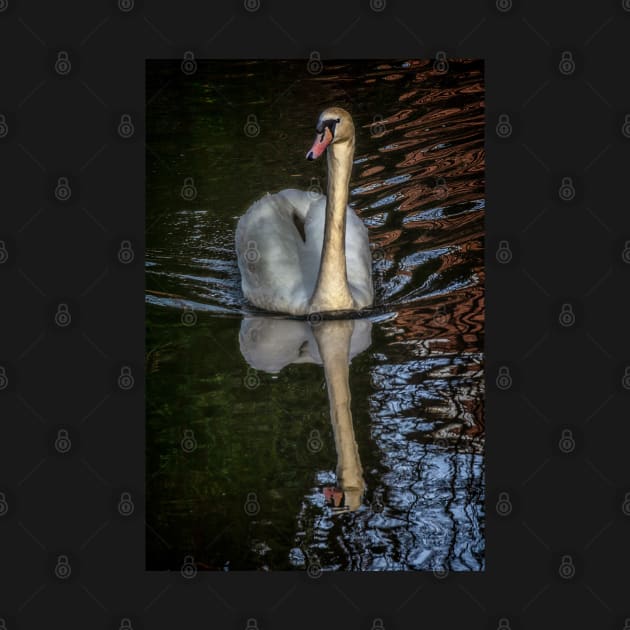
[235,189,373,315]
[235,107,373,316]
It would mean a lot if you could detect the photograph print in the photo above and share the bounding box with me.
[146,58,485,572]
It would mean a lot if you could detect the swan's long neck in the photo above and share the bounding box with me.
[309,139,356,312]
[313,320,364,511]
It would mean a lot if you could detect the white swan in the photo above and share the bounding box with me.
[235,107,373,316]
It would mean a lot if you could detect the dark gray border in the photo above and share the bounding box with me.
[2,0,629,628]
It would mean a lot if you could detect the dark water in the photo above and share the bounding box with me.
[146,59,485,571]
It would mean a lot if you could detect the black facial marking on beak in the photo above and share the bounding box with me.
[316,117,341,138]
[306,151,314,160]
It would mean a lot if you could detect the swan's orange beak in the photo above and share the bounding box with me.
[306,126,333,160]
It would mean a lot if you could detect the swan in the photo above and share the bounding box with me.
[235,107,373,316]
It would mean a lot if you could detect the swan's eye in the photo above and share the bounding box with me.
[317,117,341,140]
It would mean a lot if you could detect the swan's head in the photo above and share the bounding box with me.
[306,107,354,160]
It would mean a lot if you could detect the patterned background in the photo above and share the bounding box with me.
[1,0,629,628]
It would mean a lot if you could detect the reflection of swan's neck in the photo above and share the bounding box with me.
[309,138,356,312]
[313,320,364,511]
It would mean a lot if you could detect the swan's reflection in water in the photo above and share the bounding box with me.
[235,308,484,571]
[145,304,483,571]
[239,317,372,512]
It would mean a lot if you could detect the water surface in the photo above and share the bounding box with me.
[146,59,485,571]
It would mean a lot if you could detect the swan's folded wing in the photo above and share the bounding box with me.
[235,192,312,314]
[275,188,323,221]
